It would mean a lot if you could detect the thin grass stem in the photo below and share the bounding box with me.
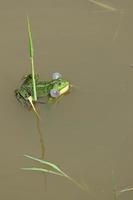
[23,155,89,193]
[88,0,117,11]
[27,16,37,101]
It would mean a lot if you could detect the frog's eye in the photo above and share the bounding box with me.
[50,89,60,98]
[52,72,62,80]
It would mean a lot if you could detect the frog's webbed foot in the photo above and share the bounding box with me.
[47,97,56,104]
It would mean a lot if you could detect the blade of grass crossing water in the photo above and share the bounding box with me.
[27,16,37,101]
[23,155,90,192]
[24,154,63,174]
[22,167,64,176]
[88,0,117,11]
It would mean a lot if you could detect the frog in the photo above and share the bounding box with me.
[15,72,71,108]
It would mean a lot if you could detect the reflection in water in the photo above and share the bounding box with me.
[112,10,125,41]
[88,0,126,42]
[35,110,47,191]
[36,115,45,159]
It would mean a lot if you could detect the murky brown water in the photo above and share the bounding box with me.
[0,0,133,199]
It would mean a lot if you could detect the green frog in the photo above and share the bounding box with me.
[15,72,71,108]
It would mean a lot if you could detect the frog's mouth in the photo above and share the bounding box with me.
[60,84,70,95]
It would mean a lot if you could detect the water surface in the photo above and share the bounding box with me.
[0,0,133,199]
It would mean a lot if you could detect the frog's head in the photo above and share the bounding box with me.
[50,73,71,98]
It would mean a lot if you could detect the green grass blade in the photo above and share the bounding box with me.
[27,16,34,58]
[22,167,64,176]
[117,187,133,197]
[23,155,90,193]
[88,0,117,11]
[27,16,37,101]
[24,155,63,174]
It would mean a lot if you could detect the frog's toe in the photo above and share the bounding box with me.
[15,89,20,100]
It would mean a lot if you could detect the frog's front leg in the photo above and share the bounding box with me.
[54,95,65,105]
[48,95,64,105]
[47,97,56,104]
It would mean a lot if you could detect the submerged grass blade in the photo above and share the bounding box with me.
[24,154,63,174]
[112,10,125,41]
[22,167,64,176]
[36,117,45,159]
[117,187,133,196]
[23,155,89,192]
[88,0,117,11]
[112,170,118,200]
[27,16,37,101]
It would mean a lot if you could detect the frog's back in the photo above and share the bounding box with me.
[36,80,53,97]
[22,74,39,86]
